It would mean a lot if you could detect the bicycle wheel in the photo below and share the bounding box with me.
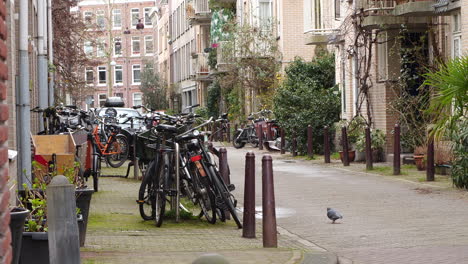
[154,154,168,227]
[106,134,129,168]
[138,160,156,220]
[232,130,245,149]
[209,166,242,229]
[191,168,216,224]
[92,154,100,192]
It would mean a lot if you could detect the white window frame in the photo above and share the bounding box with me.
[84,11,93,25]
[133,92,143,107]
[452,13,462,59]
[131,36,140,56]
[96,10,105,30]
[114,65,123,85]
[377,32,388,81]
[85,67,94,85]
[144,7,152,27]
[114,37,122,57]
[98,66,107,85]
[84,41,93,55]
[96,39,106,57]
[98,94,107,107]
[258,0,273,30]
[112,9,122,29]
[131,8,140,27]
[132,64,141,84]
[145,35,154,55]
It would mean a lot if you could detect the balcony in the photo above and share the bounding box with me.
[433,0,461,15]
[187,0,211,26]
[394,0,436,16]
[191,53,211,81]
[304,29,341,45]
[360,0,427,29]
[216,41,232,73]
[210,0,236,3]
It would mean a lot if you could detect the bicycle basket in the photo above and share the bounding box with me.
[136,129,159,162]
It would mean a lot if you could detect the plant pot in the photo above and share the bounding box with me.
[435,165,451,175]
[339,150,356,162]
[414,155,426,171]
[75,188,94,247]
[10,208,30,264]
[20,232,49,264]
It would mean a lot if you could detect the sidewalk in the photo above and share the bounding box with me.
[80,175,334,264]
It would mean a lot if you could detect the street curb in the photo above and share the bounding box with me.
[301,252,338,264]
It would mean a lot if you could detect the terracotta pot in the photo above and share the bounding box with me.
[339,150,356,162]
[414,155,426,171]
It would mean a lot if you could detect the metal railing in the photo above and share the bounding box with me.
[192,53,209,77]
[360,0,396,13]
[217,41,230,66]
[304,28,340,35]
[194,0,210,15]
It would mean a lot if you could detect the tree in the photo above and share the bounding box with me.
[273,54,341,154]
[140,62,168,110]
[53,0,97,104]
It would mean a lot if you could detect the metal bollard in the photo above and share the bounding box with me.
[219,148,231,219]
[426,135,435,181]
[292,131,297,157]
[267,123,272,141]
[393,124,400,175]
[242,152,256,238]
[47,176,80,264]
[324,126,331,163]
[227,123,231,143]
[307,125,313,158]
[262,155,277,248]
[341,126,350,166]
[365,127,373,170]
[280,128,285,155]
[258,125,264,150]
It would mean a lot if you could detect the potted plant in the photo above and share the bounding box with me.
[434,141,454,175]
[336,116,366,162]
[355,129,386,162]
[10,183,30,264]
[414,145,427,171]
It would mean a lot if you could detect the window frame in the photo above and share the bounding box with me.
[114,37,122,57]
[84,41,93,55]
[132,64,141,84]
[85,67,94,85]
[98,94,107,107]
[112,9,122,29]
[377,32,388,82]
[96,10,105,30]
[131,8,140,28]
[114,65,123,85]
[133,92,143,107]
[98,66,107,85]
[131,36,141,56]
[144,7,152,27]
[145,35,154,55]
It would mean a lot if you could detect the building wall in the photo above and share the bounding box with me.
[78,0,155,108]
[0,0,11,262]
[462,0,468,53]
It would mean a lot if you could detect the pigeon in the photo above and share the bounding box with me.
[327,208,343,224]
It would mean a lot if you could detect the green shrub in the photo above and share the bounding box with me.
[273,54,340,154]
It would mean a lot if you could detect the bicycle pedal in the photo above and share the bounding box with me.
[227,184,235,192]
[136,200,145,204]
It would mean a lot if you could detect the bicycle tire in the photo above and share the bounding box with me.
[208,166,242,228]
[92,155,100,192]
[191,167,216,224]
[154,154,168,227]
[106,134,129,168]
[138,161,156,220]
[232,130,246,149]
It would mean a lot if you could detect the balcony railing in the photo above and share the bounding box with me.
[394,0,436,16]
[192,53,210,80]
[304,28,341,45]
[433,0,460,14]
[187,0,211,25]
[360,0,396,15]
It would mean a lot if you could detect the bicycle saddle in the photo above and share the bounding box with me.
[155,124,178,134]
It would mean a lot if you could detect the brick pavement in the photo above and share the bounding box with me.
[81,176,324,264]
[222,144,468,264]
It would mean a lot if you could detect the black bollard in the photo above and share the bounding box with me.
[227,123,231,143]
[324,126,331,163]
[292,131,297,157]
[258,125,264,150]
[365,127,373,170]
[262,155,277,248]
[426,135,435,181]
[280,128,285,155]
[393,124,400,175]
[341,126,350,166]
[267,123,272,141]
[219,148,231,219]
[307,125,313,158]
[242,152,256,238]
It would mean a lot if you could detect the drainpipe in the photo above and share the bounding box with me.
[38,0,48,131]
[18,0,31,187]
[352,0,359,117]
[47,0,55,106]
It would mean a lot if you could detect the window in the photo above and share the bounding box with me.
[97,39,105,57]
[145,36,154,55]
[84,11,93,25]
[85,95,95,108]
[132,65,141,84]
[131,8,140,27]
[314,0,322,29]
[114,37,122,56]
[99,94,107,107]
[115,65,123,84]
[144,8,152,26]
[133,93,142,106]
[96,10,105,29]
[112,9,122,28]
[115,93,123,98]
[377,32,388,81]
[335,0,340,19]
[259,0,273,29]
[98,66,107,84]
[85,67,94,84]
[132,37,140,55]
[84,41,93,55]
[452,13,462,58]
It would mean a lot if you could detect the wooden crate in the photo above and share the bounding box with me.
[32,134,77,175]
